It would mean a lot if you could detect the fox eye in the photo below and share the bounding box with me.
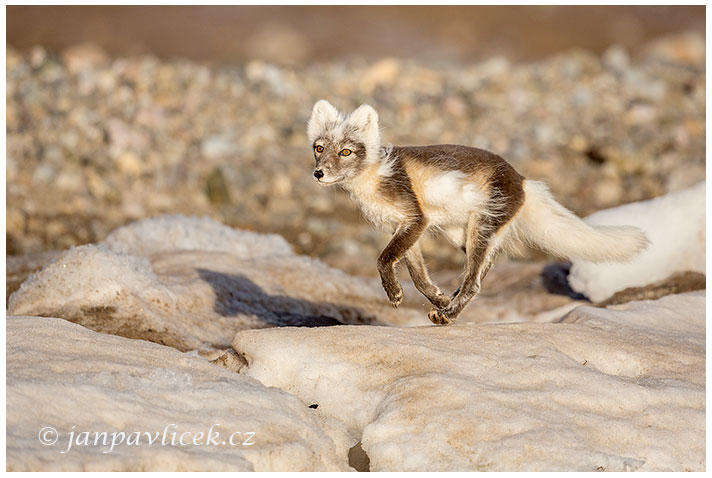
[340,149,352,156]
[315,145,324,153]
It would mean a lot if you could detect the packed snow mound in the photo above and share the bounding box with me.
[103,215,293,259]
[6,316,349,471]
[8,216,423,352]
[233,292,705,472]
[558,289,705,347]
[569,182,705,302]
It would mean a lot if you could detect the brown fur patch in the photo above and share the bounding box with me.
[395,144,524,217]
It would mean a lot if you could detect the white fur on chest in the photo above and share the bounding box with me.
[422,171,488,226]
[347,181,406,229]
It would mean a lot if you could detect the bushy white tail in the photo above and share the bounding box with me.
[512,181,649,263]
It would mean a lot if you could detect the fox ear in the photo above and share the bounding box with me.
[307,100,341,142]
[347,104,381,152]
[348,104,379,131]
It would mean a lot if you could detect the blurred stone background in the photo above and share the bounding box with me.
[6,5,706,277]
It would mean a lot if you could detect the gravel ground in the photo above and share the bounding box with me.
[6,31,705,276]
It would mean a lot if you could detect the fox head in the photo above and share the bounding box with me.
[307,100,381,185]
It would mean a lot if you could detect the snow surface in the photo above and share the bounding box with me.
[233,292,705,471]
[6,316,350,471]
[102,215,294,259]
[8,215,424,352]
[569,182,705,302]
[6,214,706,471]
[8,215,589,355]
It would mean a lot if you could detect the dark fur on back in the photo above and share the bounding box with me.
[392,144,525,228]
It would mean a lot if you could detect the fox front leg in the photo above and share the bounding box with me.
[404,242,451,309]
[377,217,428,308]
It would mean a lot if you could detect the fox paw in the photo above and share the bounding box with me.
[428,308,452,325]
[385,284,404,308]
[431,293,451,309]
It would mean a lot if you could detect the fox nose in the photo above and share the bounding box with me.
[313,169,324,179]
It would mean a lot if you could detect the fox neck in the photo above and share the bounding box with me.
[343,162,384,198]
[341,149,410,228]
[342,144,395,189]
[342,146,392,191]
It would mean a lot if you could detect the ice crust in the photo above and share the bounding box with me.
[8,215,423,352]
[102,215,294,259]
[6,316,350,471]
[233,292,705,471]
[6,212,706,471]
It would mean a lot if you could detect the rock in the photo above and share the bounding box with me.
[596,271,705,306]
[233,292,705,471]
[624,103,657,125]
[624,69,666,102]
[243,23,313,66]
[540,262,588,300]
[6,316,348,471]
[444,95,468,118]
[205,167,231,205]
[602,45,630,72]
[643,31,705,67]
[6,46,24,70]
[244,61,290,96]
[6,207,26,241]
[115,152,143,176]
[201,135,238,159]
[271,173,293,197]
[569,181,705,302]
[61,43,110,74]
[105,118,151,155]
[359,58,400,94]
[54,169,85,192]
[29,46,47,68]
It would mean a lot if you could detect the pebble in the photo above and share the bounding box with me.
[115,152,143,176]
[643,31,705,67]
[360,58,401,94]
[61,43,109,74]
[602,45,630,73]
[201,135,238,159]
[5,34,705,277]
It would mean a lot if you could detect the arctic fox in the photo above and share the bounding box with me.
[307,100,649,325]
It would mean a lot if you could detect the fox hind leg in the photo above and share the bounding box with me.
[428,173,525,325]
[428,208,508,325]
